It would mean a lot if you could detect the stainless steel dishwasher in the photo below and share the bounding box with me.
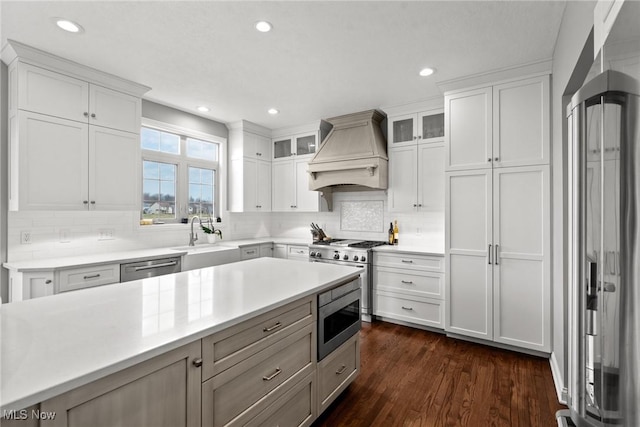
[120,257,181,282]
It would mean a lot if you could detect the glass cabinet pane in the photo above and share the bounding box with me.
[392,118,414,143]
[422,113,445,139]
[296,135,317,156]
[273,138,292,159]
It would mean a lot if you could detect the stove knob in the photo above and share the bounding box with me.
[333,253,340,260]
[309,251,316,257]
[315,252,322,258]
[343,254,349,261]
[360,255,366,262]
[353,255,359,262]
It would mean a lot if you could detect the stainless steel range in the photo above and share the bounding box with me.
[309,239,387,321]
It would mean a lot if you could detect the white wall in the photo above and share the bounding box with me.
[550,0,598,402]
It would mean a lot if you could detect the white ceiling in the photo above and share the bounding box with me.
[1,1,567,130]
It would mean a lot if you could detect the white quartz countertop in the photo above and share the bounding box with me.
[220,237,312,247]
[372,243,444,256]
[2,238,313,272]
[2,248,189,272]
[0,258,361,411]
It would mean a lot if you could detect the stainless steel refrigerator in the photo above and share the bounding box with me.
[566,65,640,426]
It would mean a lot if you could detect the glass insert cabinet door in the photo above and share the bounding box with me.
[273,137,292,159]
[389,111,444,146]
[273,133,318,159]
[296,134,317,156]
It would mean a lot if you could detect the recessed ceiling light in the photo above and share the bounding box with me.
[268,108,279,115]
[196,106,210,113]
[255,21,273,32]
[55,18,84,34]
[419,67,435,77]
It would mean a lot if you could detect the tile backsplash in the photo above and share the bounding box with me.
[6,190,443,262]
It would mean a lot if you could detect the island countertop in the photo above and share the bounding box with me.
[0,258,362,412]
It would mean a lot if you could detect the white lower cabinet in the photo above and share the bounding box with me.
[373,251,445,329]
[8,264,120,302]
[241,243,274,260]
[273,244,309,262]
[445,165,550,352]
[8,271,55,301]
[57,264,120,293]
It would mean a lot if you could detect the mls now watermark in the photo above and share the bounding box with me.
[2,409,57,421]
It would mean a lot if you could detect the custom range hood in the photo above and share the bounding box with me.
[307,110,388,209]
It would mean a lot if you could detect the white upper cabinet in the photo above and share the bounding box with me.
[387,142,444,213]
[272,131,318,160]
[89,84,141,134]
[17,62,89,122]
[15,112,89,210]
[492,76,550,167]
[445,87,493,171]
[272,157,319,212]
[16,62,141,134]
[4,40,149,211]
[445,75,550,171]
[227,122,272,212]
[388,111,445,147]
[89,126,140,210]
[387,108,445,213]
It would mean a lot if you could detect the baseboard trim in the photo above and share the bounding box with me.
[550,352,569,405]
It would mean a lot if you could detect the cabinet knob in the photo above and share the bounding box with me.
[91,113,96,119]
[488,158,492,162]
[494,157,499,161]
[83,200,89,204]
[45,280,52,284]
[192,358,203,368]
[83,112,89,117]
[90,201,96,205]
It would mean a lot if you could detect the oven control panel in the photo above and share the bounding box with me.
[309,247,368,264]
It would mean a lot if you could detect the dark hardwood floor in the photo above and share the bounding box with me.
[314,321,565,427]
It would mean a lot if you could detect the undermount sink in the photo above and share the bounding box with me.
[170,244,241,271]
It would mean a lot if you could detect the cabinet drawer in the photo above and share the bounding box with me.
[288,245,309,258]
[241,246,260,260]
[373,252,444,272]
[318,333,359,414]
[57,264,120,292]
[202,297,313,379]
[245,373,315,427]
[375,291,443,329]
[374,267,443,299]
[204,325,313,427]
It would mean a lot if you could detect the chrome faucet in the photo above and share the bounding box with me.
[189,215,202,246]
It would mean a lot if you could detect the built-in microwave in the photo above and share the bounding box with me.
[317,277,362,361]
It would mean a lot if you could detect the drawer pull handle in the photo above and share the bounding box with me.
[83,274,101,280]
[335,365,347,375]
[133,261,178,271]
[263,368,282,381]
[401,260,413,264]
[401,280,414,284]
[401,306,414,311]
[192,358,203,368]
[263,322,282,332]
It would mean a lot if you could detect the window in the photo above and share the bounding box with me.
[141,125,221,222]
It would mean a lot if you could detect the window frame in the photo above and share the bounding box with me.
[141,118,226,223]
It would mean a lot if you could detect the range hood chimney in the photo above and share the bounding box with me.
[307,110,388,209]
